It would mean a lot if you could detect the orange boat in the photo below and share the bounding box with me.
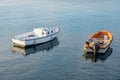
[84,30,113,53]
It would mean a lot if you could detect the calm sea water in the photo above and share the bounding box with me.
[0,0,120,80]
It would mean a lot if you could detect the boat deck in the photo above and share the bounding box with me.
[92,38,110,46]
[13,32,39,41]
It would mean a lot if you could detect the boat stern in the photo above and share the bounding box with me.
[12,38,26,47]
[84,45,110,54]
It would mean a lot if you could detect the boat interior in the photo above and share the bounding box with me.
[14,32,38,40]
[86,31,113,49]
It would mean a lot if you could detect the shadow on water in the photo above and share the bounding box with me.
[83,47,113,63]
[12,37,60,56]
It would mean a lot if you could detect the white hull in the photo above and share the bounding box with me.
[12,35,57,47]
[84,46,110,53]
[12,27,59,47]
[12,37,59,56]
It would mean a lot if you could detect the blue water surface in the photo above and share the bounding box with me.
[0,0,120,80]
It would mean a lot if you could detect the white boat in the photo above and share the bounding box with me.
[12,27,59,47]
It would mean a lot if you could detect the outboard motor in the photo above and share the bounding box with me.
[85,41,90,46]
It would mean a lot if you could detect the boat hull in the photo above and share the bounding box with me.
[12,33,58,47]
[12,37,59,56]
[84,46,110,53]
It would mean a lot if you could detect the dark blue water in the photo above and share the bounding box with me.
[0,0,120,80]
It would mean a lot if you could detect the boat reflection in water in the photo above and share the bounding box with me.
[12,37,59,56]
[83,47,113,63]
